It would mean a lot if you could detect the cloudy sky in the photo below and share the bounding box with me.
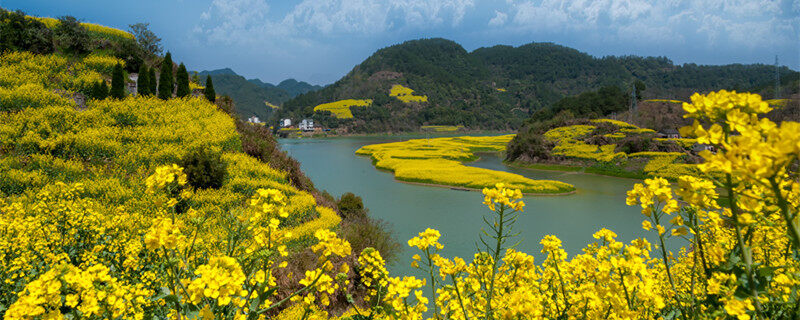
[4,0,799,85]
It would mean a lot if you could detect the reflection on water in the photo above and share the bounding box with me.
[280,136,663,278]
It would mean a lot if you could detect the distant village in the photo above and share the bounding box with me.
[246,116,332,137]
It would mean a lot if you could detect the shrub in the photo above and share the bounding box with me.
[179,147,227,189]
[337,192,367,220]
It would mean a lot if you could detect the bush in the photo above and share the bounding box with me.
[178,147,227,189]
[339,216,401,264]
[505,132,554,162]
[53,16,90,54]
[337,192,367,220]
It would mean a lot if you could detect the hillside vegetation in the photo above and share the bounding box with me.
[279,38,797,133]
[197,68,323,120]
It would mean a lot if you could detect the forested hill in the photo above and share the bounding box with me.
[196,68,321,121]
[279,38,795,133]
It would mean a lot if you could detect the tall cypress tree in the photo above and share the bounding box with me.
[110,62,126,99]
[98,80,109,100]
[90,81,101,99]
[137,65,150,96]
[175,63,190,97]
[157,52,174,100]
[148,67,157,96]
[204,75,216,102]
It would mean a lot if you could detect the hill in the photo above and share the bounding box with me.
[0,14,400,318]
[197,69,322,120]
[249,78,323,97]
[279,38,796,133]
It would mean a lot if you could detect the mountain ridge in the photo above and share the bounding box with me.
[277,38,797,133]
[195,68,323,120]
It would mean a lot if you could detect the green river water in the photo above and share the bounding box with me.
[279,136,656,278]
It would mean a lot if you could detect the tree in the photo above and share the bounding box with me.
[179,147,228,189]
[337,192,367,220]
[204,75,216,102]
[634,79,646,100]
[96,80,109,100]
[53,16,89,54]
[0,9,54,54]
[148,67,157,95]
[137,65,150,96]
[157,52,173,100]
[128,23,162,57]
[175,63,190,97]
[110,63,126,99]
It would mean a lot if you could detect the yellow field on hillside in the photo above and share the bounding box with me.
[34,17,135,40]
[314,99,372,118]
[0,51,341,317]
[544,119,701,179]
[390,84,428,103]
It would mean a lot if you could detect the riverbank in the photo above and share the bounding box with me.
[506,161,648,180]
[280,130,514,139]
[397,179,577,196]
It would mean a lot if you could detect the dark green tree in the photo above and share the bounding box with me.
[0,9,54,54]
[148,67,157,95]
[110,63,126,99]
[89,81,101,99]
[53,16,89,54]
[337,192,367,220]
[204,75,216,102]
[137,65,150,96]
[175,63,190,97]
[634,79,646,100]
[157,52,173,99]
[97,80,109,100]
[179,147,228,189]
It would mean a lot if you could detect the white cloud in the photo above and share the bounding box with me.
[488,10,508,26]
[195,0,476,42]
[499,0,797,49]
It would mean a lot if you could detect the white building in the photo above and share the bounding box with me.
[299,119,314,131]
[247,116,261,124]
[280,118,292,128]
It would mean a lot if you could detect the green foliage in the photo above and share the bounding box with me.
[530,85,628,122]
[337,192,366,220]
[280,39,792,133]
[197,69,290,120]
[128,22,162,57]
[178,147,228,190]
[0,9,54,54]
[53,16,90,54]
[110,62,126,99]
[157,52,173,100]
[148,66,157,95]
[175,63,190,98]
[235,120,314,191]
[204,75,216,102]
[137,65,150,96]
[90,80,109,100]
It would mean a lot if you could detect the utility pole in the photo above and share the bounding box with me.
[774,55,780,99]
[628,82,637,123]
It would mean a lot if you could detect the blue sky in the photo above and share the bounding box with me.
[3,0,799,85]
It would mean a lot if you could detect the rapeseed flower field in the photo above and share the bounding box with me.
[389,84,428,103]
[544,119,704,179]
[420,125,464,132]
[1,23,799,318]
[356,135,575,194]
[313,99,372,118]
